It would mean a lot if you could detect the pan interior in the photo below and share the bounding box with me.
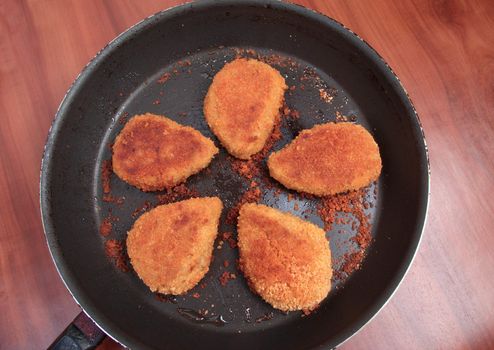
[42,2,428,349]
[95,44,379,326]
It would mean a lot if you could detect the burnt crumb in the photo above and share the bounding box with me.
[260,54,299,69]
[335,111,349,122]
[318,189,367,235]
[317,187,375,281]
[155,294,177,303]
[156,184,199,205]
[219,271,236,286]
[101,160,112,194]
[314,109,325,120]
[99,214,118,236]
[222,232,232,240]
[319,88,334,103]
[255,312,274,323]
[231,48,299,70]
[341,251,366,275]
[99,217,112,237]
[233,47,258,59]
[301,306,318,317]
[102,194,124,205]
[301,67,318,81]
[230,157,260,180]
[100,159,124,204]
[104,239,121,258]
[104,239,129,272]
[226,187,261,225]
[281,105,300,120]
[225,111,286,222]
[177,59,192,67]
[119,112,129,125]
[157,72,171,84]
[131,200,153,218]
[289,109,300,119]
[156,59,192,85]
[227,237,237,249]
[300,65,338,105]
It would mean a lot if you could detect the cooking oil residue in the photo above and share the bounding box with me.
[177,308,227,327]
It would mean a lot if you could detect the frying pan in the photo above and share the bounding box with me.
[40,1,430,349]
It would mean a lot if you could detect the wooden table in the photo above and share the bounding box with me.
[1,0,493,349]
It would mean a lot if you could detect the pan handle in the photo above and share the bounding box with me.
[48,311,106,350]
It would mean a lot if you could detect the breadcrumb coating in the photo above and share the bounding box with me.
[204,58,287,159]
[237,203,332,311]
[127,197,223,294]
[112,113,218,191]
[268,122,382,196]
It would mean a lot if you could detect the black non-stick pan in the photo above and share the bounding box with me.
[40,1,429,349]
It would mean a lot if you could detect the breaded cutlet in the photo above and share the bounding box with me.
[204,58,287,159]
[112,113,218,192]
[237,203,332,311]
[268,122,382,196]
[126,197,223,295]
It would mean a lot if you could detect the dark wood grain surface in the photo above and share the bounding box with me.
[1,0,493,349]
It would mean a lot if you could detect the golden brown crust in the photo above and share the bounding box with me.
[112,113,218,191]
[126,197,223,295]
[204,58,287,159]
[268,122,382,196]
[237,203,332,311]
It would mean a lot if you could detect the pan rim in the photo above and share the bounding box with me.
[39,1,430,349]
